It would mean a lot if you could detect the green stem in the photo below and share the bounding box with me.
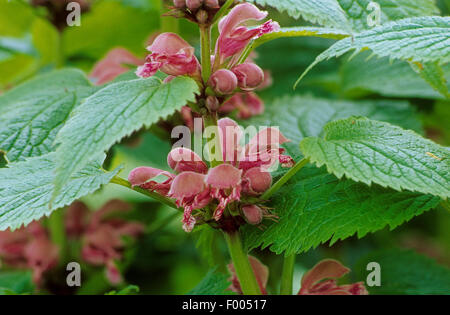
[203,112,223,168]
[261,158,309,200]
[48,209,67,264]
[280,254,296,295]
[224,231,262,295]
[200,25,212,83]
[111,176,181,212]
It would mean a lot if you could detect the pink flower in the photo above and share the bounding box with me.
[129,118,293,232]
[220,92,265,119]
[215,3,280,64]
[24,236,59,285]
[205,164,242,220]
[169,172,212,232]
[228,255,268,295]
[209,69,238,95]
[298,259,368,295]
[129,167,175,196]
[66,200,144,285]
[0,222,58,286]
[232,63,265,91]
[241,205,264,225]
[90,48,143,85]
[136,33,201,79]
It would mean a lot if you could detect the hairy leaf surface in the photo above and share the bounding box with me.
[0,153,120,230]
[0,69,95,163]
[242,166,440,255]
[300,117,450,199]
[53,76,199,198]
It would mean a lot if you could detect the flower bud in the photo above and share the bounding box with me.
[209,69,238,95]
[205,0,219,9]
[186,0,202,11]
[173,0,186,8]
[196,9,209,24]
[232,63,265,91]
[242,205,263,225]
[242,167,272,195]
[206,96,220,111]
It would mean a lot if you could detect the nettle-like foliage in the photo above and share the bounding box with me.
[0,0,449,295]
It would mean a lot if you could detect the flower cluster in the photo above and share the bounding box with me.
[0,201,143,287]
[170,0,230,25]
[0,222,58,286]
[66,200,145,285]
[228,256,368,295]
[129,118,294,232]
[137,3,280,119]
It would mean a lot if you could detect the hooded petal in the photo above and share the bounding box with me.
[168,148,208,174]
[298,259,368,295]
[228,255,268,295]
[128,167,175,196]
[216,3,279,62]
[205,164,242,189]
[218,118,243,164]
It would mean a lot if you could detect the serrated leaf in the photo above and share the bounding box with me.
[0,153,120,230]
[0,69,95,163]
[300,117,450,199]
[249,0,352,31]
[242,165,441,255]
[53,76,199,200]
[297,16,450,86]
[355,249,450,295]
[254,27,351,48]
[249,0,439,33]
[410,61,450,98]
[340,52,450,99]
[188,269,232,295]
[338,0,440,32]
[243,95,423,170]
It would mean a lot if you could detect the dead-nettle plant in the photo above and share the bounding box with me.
[0,0,449,295]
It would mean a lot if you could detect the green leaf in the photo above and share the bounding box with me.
[254,27,351,47]
[249,0,439,32]
[0,69,95,163]
[355,249,450,295]
[338,0,440,32]
[297,16,450,86]
[300,117,450,199]
[243,95,423,169]
[0,270,34,295]
[53,76,199,199]
[0,153,121,230]
[188,269,232,295]
[410,61,450,98]
[242,165,441,255]
[340,52,450,99]
[249,0,352,31]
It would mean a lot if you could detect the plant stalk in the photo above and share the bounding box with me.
[224,231,262,295]
[48,208,67,265]
[203,112,223,168]
[280,254,296,295]
[200,25,212,84]
[261,158,309,200]
[111,176,181,212]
